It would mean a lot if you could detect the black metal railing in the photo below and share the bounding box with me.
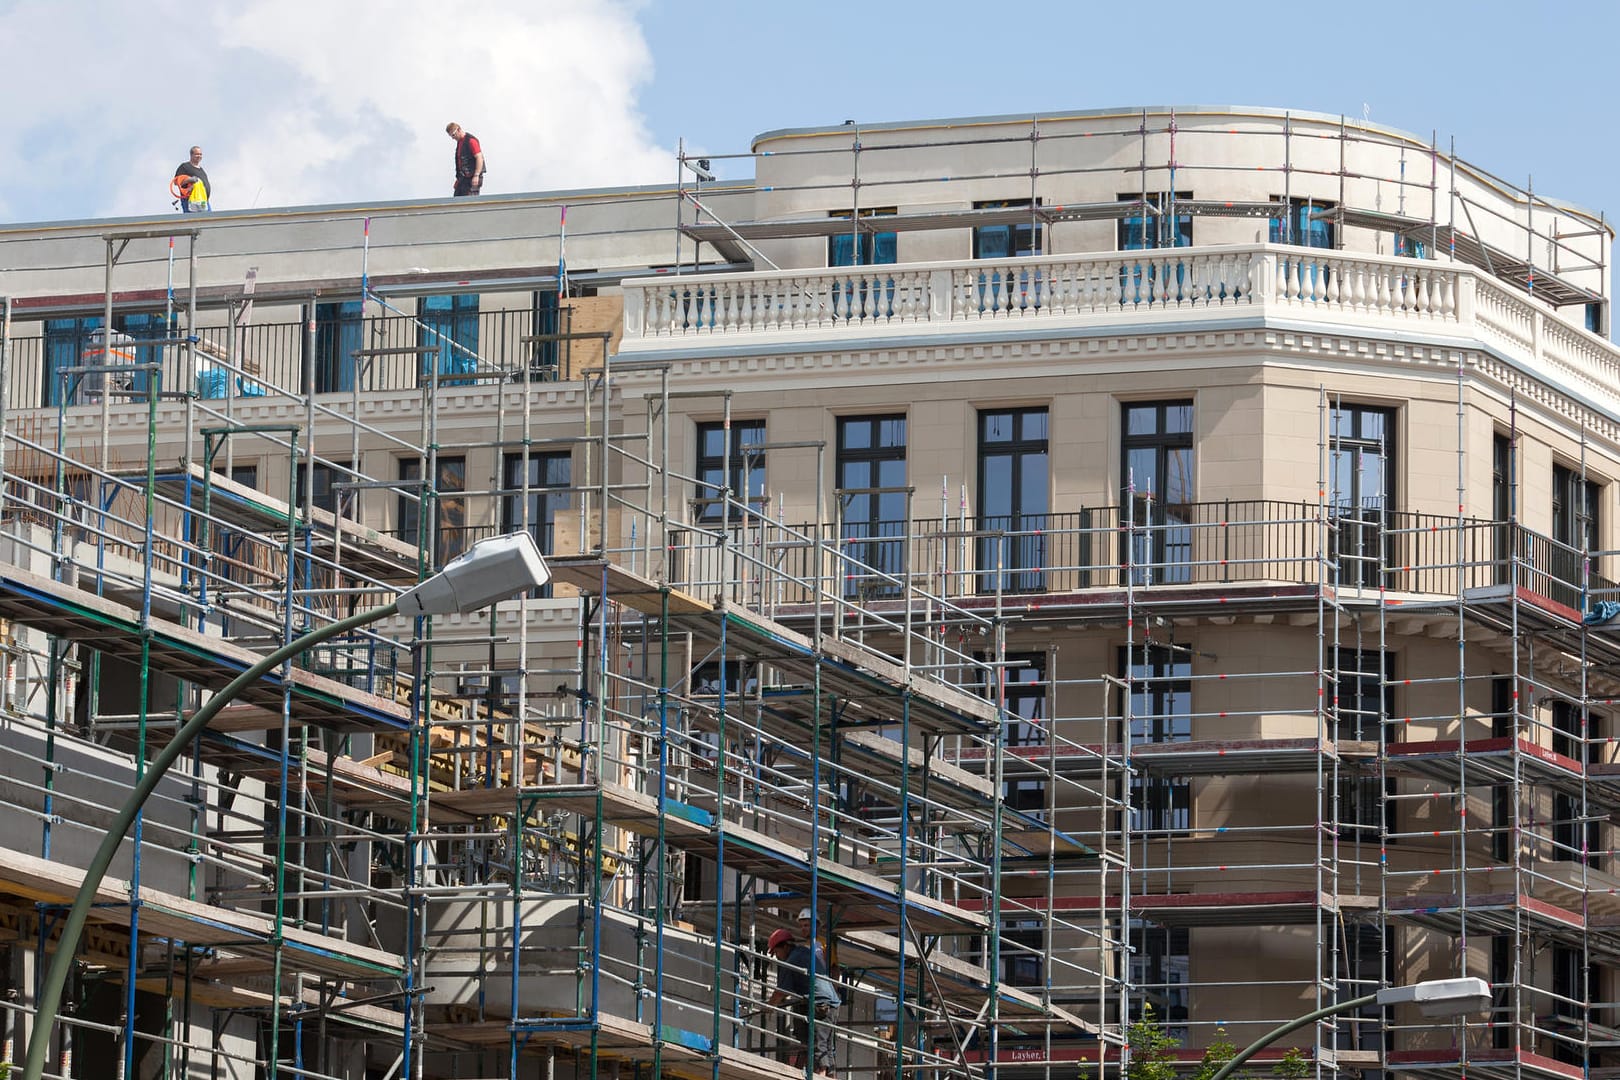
[666,502,1616,612]
[7,308,580,409]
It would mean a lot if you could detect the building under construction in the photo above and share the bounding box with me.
[0,105,1617,1080]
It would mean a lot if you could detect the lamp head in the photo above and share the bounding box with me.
[1375,977,1492,1018]
[396,532,550,616]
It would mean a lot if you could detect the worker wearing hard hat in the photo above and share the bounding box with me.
[767,926,842,1073]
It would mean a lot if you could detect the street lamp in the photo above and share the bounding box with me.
[23,532,550,1080]
[1206,978,1492,1080]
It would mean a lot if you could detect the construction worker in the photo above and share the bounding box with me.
[798,907,829,969]
[446,123,485,197]
[174,146,211,212]
[767,927,841,1073]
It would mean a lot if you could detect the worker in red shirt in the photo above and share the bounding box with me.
[445,122,485,197]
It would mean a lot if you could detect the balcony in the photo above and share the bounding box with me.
[664,501,1617,620]
[620,243,1620,419]
[3,307,599,412]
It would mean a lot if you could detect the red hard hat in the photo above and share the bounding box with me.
[767,928,794,951]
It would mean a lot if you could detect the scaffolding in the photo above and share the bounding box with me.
[1,107,1619,1080]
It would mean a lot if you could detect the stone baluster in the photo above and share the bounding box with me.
[1056,263,1075,314]
[714,283,731,331]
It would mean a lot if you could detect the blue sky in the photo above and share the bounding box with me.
[633,0,1620,221]
[2,0,1615,225]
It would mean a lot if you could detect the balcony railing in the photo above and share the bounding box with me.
[666,501,1617,616]
[621,242,1620,422]
[623,243,1464,342]
[5,308,578,410]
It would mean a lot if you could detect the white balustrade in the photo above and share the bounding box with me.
[620,244,1620,413]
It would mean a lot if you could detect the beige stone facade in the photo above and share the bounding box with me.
[0,105,1616,1080]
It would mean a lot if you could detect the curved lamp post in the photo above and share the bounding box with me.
[23,532,550,1080]
[1206,978,1493,1080]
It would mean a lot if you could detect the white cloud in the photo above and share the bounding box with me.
[0,0,670,223]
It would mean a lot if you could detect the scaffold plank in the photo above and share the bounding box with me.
[836,928,1096,1029]
[0,563,411,732]
[0,849,405,981]
[549,555,996,734]
[442,1008,820,1080]
[954,736,1337,779]
[146,463,423,585]
[959,890,1376,927]
[1387,735,1620,811]
[546,555,711,614]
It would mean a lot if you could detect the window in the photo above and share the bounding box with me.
[1128,923,1189,1037]
[1552,702,1601,866]
[1585,302,1605,336]
[398,455,468,565]
[310,299,364,394]
[419,293,479,384]
[829,208,897,267]
[1490,936,1514,1049]
[1393,234,1427,260]
[1333,924,1390,1051]
[1492,677,1515,861]
[44,317,99,406]
[298,460,353,519]
[1493,433,1515,584]
[1551,945,1588,1065]
[1002,653,1049,817]
[1123,644,1192,835]
[1332,648,1390,743]
[43,315,164,406]
[837,415,906,598]
[1552,463,1600,606]
[1552,464,1600,551]
[1329,404,1394,587]
[978,917,1044,988]
[1334,649,1393,835]
[973,199,1042,259]
[696,420,767,523]
[977,408,1049,593]
[1121,401,1194,585]
[1269,197,1336,249]
[529,289,561,377]
[502,451,571,597]
[1118,192,1193,250]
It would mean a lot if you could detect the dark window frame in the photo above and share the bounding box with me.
[836,414,907,599]
[501,450,571,598]
[828,207,898,267]
[1329,402,1395,587]
[398,455,468,566]
[696,419,767,524]
[1121,644,1192,836]
[308,298,364,395]
[297,459,354,520]
[418,292,480,385]
[1118,191,1193,251]
[976,407,1050,594]
[1121,401,1194,585]
[973,198,1043,260]
[1269,196,1337,249]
